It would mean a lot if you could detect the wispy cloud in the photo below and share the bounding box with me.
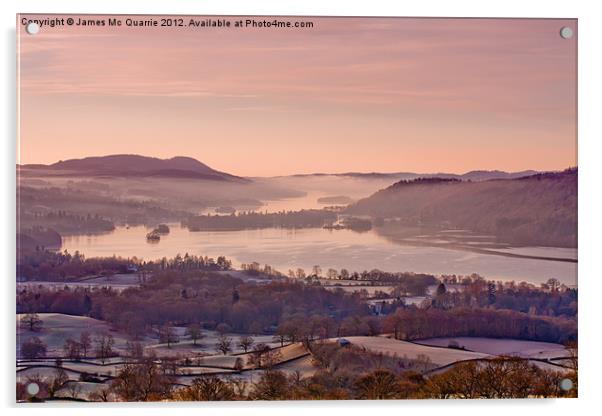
[17,15,576,175]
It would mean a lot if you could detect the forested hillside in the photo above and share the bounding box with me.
[347,169,577,247]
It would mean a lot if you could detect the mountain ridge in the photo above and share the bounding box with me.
[275,169,540,182]
[18,154,248,182]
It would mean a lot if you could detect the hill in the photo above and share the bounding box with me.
[19,154,247,182]
[346,169,577,247]
[286,169,538,182]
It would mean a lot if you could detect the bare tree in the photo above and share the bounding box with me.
[312,265,322,277]
[230,378,248,398]
[326,268,338,279]
[63,338,82,360]
[125,341,144,360]
[88,387,113,402]
[109,358,173,401]
[47,368,69,398]
[216,335,232,355]
[159,324,180,348]
[355,369,401,400]
[248,343,269,369]
[94,333,115,364]
[20,313,43,332]
[79,331,92,357]
[185,323,203,345]
[174,376,234,401]
[273,331,287,348]
[21,337,47,359]
[66,381,82,400]
[237,335,254,353]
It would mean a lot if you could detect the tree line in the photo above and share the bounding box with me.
[183,209,337,231]
[17,250,232,282]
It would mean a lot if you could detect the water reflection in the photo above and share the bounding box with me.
[61,224,577,287]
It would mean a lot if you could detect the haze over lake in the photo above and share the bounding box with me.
[61,223,577,287]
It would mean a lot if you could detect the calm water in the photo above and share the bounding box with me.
[61,224,577,286]
[198,191,351,215]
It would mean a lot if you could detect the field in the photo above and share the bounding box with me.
[416,337,568,359]
[340,336,490,367]
[339,336,572,374]
[17,310,575,401]
[17,313,313,400]
[17,314,118,356]
[17,313,283,358]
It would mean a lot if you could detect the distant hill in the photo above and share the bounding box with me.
[346,169,577,247]
[19,154,248,182]
[286,169,539,182]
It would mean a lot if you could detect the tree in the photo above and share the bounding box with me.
[425,358,545,399]
[159,324,180,348]
[47,368,69,398]
[436,283,447,296]
[88,387,113,402]
[174,376,234,401]
[83,294,93,315]
[261,348,282,370]
[247,343,281,370]
[234,357,244,371]
[237,335,254,353]
[21,337,47,359]
[250,370,290,400]
[273,329,287,348]
[216,335,232,355]
[63,338,82,360]
[79,331,92,357]
[355,369,402,399]
[125,341,144,360]
[110,359,173,401]
[185,323,203,345]
[248,343,270,369]
[487,282,497,304]
[20,313,43,332]
[215,322,231,335]
[65,381,82,399]
[94,333,115,364]
[276,320,300,344]
[118,311,147,340]
[312,265,322,277]
[232,288,240,304]
[546,278,561,292]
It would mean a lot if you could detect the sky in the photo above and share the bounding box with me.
[18,16,577,176]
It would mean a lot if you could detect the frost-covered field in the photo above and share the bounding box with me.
[339,336,490,366]
[17,313,312,398]
[17,313,122,356]
[17,313,282,358]
[415,337,569,359]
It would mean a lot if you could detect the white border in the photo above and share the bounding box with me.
[2,1,600,415]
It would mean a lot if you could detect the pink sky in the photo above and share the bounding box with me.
[18,15,577,176]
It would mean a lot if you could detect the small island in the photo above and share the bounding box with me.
[146,230,160,242]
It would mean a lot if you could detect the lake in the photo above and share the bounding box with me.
[61,224,577,287]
